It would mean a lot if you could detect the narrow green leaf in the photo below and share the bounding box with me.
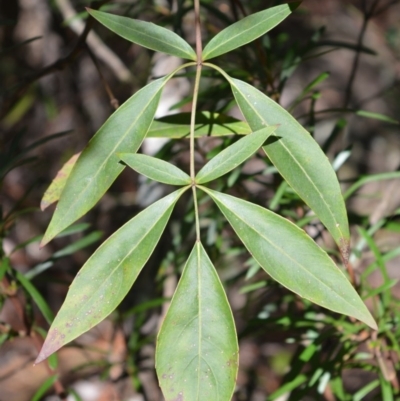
[240,280,267,294]
[289,72,330,111]
[353,380,380,401]
[202,3,297,60]
[148,111,251,138]
[88,9,197,60]
[35,188,187,364]
[119,153,191,185]
[227,76,350,261]
[53,231,103,258]
[31,375,59,401]
[343,171,400,200]
[202,188,377,330]
[15,270,55,325]
[363,279,398,300]
[380,373,394,401]
[40,152,81,211]
[356,110,399,125]
[196,126,276,184]
[156,242,238,401]
[0,258,10,280]
[268,375,308,401]
[41,76,170,246]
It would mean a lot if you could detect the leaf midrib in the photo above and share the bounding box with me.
[196,243,202,400]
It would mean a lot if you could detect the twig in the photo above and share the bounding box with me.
[1,17,94,120]
[231,0,276,94]
[343,0,381,108]
[191,0,203,242]
[341,0,381,284]
[55,0,132,83]
[86,46,119,109]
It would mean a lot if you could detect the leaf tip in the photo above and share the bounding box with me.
[359,312,378,331]
[40,233,52,248]
[34,352,47,365]
[35,327,65,364]
[34,345,53,365]
[368,319,378,331]
[40,200,49,212]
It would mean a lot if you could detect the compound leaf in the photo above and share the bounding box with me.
[156,242,238,401]
[228,76,350,262]
[88,9,197,60]
[202,188,377,330]
[196,125,276,184]
[41,76,170,246]
[202,3,297,60]
[119,153,191,185]
[35,187,187,364]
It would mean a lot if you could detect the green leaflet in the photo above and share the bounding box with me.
[202,3,298,60]
[156,242,238,401]
[196,125,276,184]
[88,9,197,60]
[35,187,187,364]
[119,153,191,185]
[41,76,170,246]
[227,76,351,262]
[147,111,251,138]
[202,187,377,330]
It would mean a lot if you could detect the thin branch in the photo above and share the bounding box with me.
[231,0,275,94]
[1,17,94,120]
[343,0,381,108]
[86,45,119,109]
[55,0,132,82]
[194,0,202,62]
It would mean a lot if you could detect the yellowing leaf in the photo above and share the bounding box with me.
[40,152,80,211]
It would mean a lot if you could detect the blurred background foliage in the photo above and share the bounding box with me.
[1,0,400,400]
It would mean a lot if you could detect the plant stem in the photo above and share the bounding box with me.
[343,0,380,108]
[190,66,202,181]
[191,0,203,241]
